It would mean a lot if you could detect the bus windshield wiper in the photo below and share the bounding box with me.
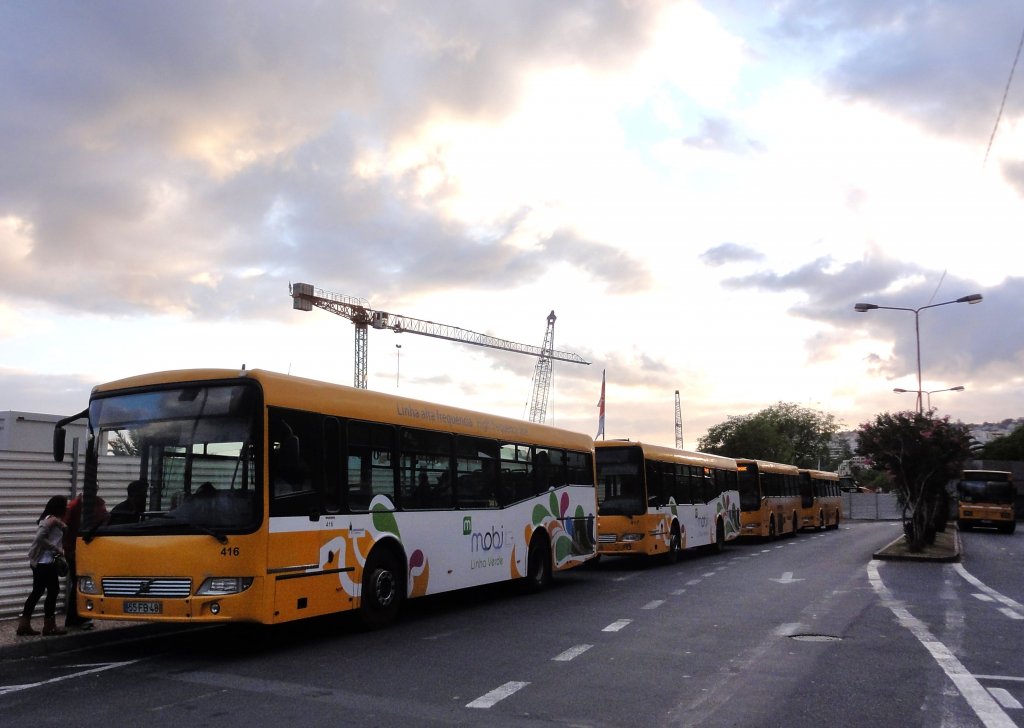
[146,512,229,544]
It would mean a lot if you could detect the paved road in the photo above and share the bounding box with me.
[0,522,1021,727]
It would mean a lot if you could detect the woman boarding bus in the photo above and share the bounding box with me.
[53,369,598,628]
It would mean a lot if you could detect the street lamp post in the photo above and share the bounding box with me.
[855,294,982,414]
[893,385,965,411]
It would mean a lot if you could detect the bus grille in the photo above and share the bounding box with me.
[598,534,618,544]
[102,577,192,598]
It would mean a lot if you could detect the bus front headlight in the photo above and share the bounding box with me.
[621,533,644,542]
[78,575,98,595]
[196,577,254,596]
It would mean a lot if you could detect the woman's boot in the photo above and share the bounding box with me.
[16,615,39,636]
[42,616,67,636]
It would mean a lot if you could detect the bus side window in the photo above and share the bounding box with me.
[268,408,323,518]
[500,443,533,503]
[455,436,499,508]
[347,420,395,512]
[399,428,453,510]
[565,450,594,487]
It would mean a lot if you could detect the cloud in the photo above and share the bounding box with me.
[682,115,764,154]
[722,250,1024,384]
[745,1,1024,141]
[0,1,666,320]
[0,369,94,417]
[701,242,766,266]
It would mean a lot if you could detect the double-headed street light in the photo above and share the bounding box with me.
[854,294,982,414]
[893,385,965,412]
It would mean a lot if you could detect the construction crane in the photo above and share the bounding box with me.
[527,311,557,424]
[290,283,589,394]
[674,390,684,450]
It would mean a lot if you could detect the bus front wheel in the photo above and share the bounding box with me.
[666,526,682,563]
[360,549,405,629]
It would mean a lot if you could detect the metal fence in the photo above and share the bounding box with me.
[0,448,138,618]
[842,492,902,521]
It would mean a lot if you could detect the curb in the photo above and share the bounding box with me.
[0,621,194,660]
[872,528,962,562]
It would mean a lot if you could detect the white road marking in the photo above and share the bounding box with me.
[552,644,593,662]
[466,681,529,708]
[671,588,687,595]
[603,619,632,632]
[642,600,665,610]
[954,564,1024,618]
[0,660,142,696]
[973,593,995,603]
[868,561,1015,728]
[770,572,804,584]
[976,676,1024,683]
[999,607,1024,621]
[684,579,702,586]
[774,622,805,637]
[988,688,1023,709]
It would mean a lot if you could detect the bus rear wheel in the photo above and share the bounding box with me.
[523,534,552,593]
[360,549,404,629]
[712,519,725,553]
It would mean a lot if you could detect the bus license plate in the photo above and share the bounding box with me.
[124,600,162,615]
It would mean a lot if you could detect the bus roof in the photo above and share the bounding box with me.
[798,468,840,480]
[90,368,595,451]
[735,458,800,475]
[961,470,1012,480]
[595,440,738,470]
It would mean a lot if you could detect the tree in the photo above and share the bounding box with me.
[977,423,1024,460]
[698,402,841,468]
[109,430,140,456]
[856,411,972,552]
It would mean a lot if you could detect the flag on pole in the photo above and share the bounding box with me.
[596,369,606,440]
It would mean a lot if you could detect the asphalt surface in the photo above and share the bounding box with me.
[0,523,960,660]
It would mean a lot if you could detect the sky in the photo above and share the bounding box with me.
[2,0,1024,448]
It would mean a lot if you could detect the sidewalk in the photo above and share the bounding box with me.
[0,616,172,659]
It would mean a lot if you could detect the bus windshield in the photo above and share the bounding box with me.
[737,466,761,511]
[596,446,646,516]
[89,383,260,537]
[958,478,1014,505]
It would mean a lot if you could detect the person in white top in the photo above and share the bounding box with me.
[17,495,69,637]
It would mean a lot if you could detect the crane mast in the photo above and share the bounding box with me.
[674,390,684,450]
[527,311,557,424]
[290,282,589,390]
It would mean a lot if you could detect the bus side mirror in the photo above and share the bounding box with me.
[53,426,67,463]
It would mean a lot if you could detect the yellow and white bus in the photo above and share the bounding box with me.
[595,441,741,560]
[53,369,598,627]
[736,459,801,539]
[957,470,1017,534]
[797,469,842,531]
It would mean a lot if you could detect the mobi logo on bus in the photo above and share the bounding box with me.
[463,517,514,553]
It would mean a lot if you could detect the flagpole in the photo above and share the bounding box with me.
[596,369,606,441]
